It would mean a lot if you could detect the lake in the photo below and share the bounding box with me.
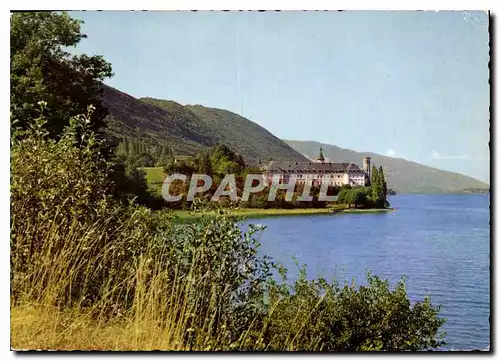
[241,194,490,351]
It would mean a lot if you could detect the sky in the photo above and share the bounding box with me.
[70,11,490,183]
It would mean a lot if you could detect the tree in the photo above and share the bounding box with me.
[371,165,383,207]
[155,143,173,167]
[123,138,130,157]
[10,12,113,138]
[352,188,368,208]
[196,151,213,176]
[115,140,127,158]
[234,153,246,173]
[337,188,355,208]
[337,188,350,205]
[164,160,196,177]
[379,166,390,207]
[138,141,147,155]
[134,152,155,167]
[210,144,246,175]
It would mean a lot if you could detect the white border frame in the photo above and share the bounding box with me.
[2,3,495,360]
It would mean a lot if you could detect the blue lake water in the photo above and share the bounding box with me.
[241,194,490,350]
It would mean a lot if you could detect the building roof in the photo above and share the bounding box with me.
[173,155,193,163]
[263,161,366,174]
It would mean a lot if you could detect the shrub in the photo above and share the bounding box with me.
[11,104,112,227]
[259,267,445,351]
[11,104,156,306]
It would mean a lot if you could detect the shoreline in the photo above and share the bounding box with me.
[170,207,394,221]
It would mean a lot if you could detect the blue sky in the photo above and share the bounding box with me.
[70,11,490,183]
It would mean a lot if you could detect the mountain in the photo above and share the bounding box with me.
[285,140,489,194]
[102,85,307,164]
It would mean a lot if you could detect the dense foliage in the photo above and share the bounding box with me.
[155,145,390,210]
[335,167,390,209]
[10,12,113,139]
[115,138,174,168]
[163,144,245,179]
[262,268,445,351]
[157,145,343,210]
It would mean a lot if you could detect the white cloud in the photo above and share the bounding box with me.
[431,150,471,160]
[386,149,396,157]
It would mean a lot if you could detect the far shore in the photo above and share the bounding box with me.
[169,207,394,222]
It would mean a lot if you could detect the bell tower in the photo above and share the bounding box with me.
[363,157,371,179]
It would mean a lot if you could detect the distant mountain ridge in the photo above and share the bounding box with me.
[285,140,489,194]
[102,85,307,164]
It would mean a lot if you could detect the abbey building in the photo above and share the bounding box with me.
[262,148,372,187]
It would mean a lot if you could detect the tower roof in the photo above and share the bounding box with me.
[317,147,325,162]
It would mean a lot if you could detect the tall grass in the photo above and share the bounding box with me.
[11,210,255,350]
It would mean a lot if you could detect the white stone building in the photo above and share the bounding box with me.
[262,148,371,187]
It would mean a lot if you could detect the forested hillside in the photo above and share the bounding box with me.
[102,85,308,164]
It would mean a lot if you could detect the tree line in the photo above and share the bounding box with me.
[115,138,174,168]
[162,144,390,210]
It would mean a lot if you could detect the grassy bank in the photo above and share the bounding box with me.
[170,207,393,221]
[12,305,185,351]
